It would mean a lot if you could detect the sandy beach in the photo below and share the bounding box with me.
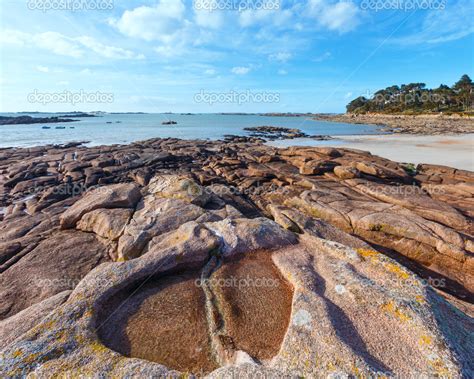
[269,133,474,171]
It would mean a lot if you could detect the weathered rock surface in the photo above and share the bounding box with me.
[0,137,473,377]
[0,231,109,320]
[0,290,71,346]
[1,218,472,377]
[77,208,133,241]
[60,183,141,229]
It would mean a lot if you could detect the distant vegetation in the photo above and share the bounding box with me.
[346,74,474,115]
[0,115,77,125]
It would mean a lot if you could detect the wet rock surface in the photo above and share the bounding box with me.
[0,137,473,377]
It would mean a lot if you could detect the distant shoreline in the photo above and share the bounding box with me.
[0,115,79,125]
[313,113,474,134]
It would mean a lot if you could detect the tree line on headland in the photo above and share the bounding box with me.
[346,74,474,115]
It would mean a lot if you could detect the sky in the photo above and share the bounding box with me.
[0,0,473,113]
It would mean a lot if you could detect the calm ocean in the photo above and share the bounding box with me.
[0,113,382,148]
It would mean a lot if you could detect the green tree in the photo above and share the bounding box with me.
[346,96,368,113]
[345,75,474,114]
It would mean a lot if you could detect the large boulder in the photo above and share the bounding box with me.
[76,208,133,241]
[205,217,298,257]
[117,197,205,260]
[148,175,212,207]
[60,183,141,229]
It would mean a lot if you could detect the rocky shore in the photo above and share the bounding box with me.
[0,116,79,125]
[0,137,473,377]
[314,113,474,134]
[243,126,332,141]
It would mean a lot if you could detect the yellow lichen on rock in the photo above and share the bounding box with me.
[12,349,23,358]
[419,335,433,347]
[383,262,410,280]
[428,358,451,377]
[415,295,426,304]
[88,341,109,354]
[381,301,412,322]
[356,248,379,262]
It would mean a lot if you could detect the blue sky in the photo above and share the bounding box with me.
[0,0,473,113]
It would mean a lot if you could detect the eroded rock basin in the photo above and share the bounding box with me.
[97,251,293,375]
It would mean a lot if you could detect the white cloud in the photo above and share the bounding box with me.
[307,0,360,33]
[77,36,144,59]
[204,68,217,75]
[231,66,251,75]
[269,52,292,62]
[194,2,224,29]
[57,81,70,85]
[278,69,288,75]
[344,92,353,99]
[35,32,84,58]
[36,65,49,73]
[319,2,360,32]
[1,30,84,57]
[0,29,143,59]
[0,30,30,46]
[110,0,186,42]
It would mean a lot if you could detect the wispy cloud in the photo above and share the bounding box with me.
[231,66,251,75]
[390,0,474,45]
[0,30,144,59]
[269,52,292,63]
[307,0,361,33]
